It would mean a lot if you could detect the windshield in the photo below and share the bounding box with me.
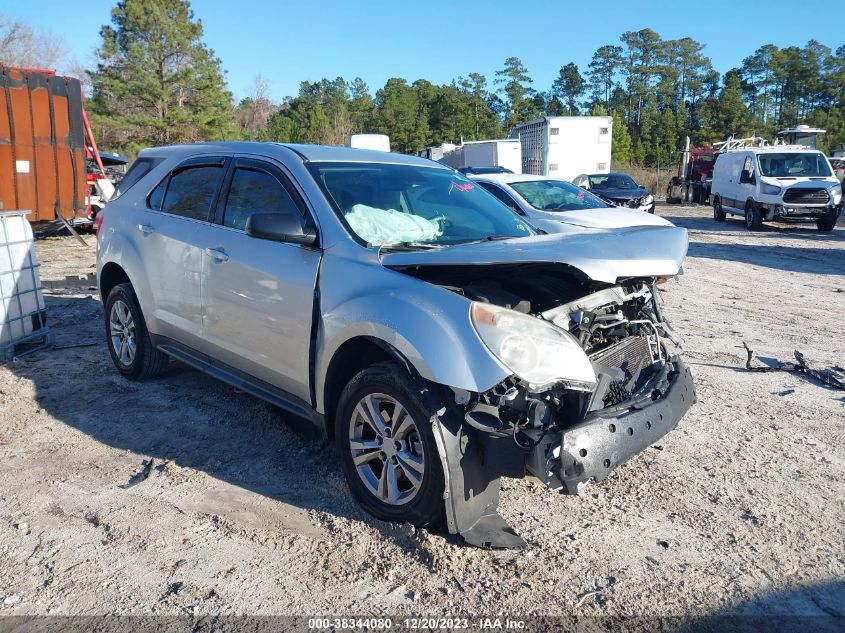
[509,180,610,211]
[588,173,638,189]
[757,152,832,178]
[307,162,535,246]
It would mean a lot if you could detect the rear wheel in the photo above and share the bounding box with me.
[104,283,167,380]
[817,217,837,232]
[744,201,763,231]
[713,196,726,222]
[335,362,445,527]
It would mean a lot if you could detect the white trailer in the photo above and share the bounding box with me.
[418,143,457,162]
[511,116,612,180]
[437,139,522,173]
[420,139,522,172]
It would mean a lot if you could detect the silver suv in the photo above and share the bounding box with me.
[97,143,696,547]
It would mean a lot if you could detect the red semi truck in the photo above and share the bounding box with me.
[666,137,715,205]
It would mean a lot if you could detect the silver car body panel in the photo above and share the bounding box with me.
[313,251,511,412]
[379,226,688,284]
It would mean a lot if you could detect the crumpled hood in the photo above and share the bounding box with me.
[593,187,648,201]
[534,207,672,230]
[382,225,688,284]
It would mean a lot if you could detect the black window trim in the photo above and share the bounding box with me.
[145,154,231,222]
[213,155,321,247]
[477,180,526,216]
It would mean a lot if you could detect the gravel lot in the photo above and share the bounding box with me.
[0,205,843,623]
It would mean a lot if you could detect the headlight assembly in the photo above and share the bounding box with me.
[761,183,782,196]
[642,194,654,206]
[470,302,596,391]
[831,184,842,198]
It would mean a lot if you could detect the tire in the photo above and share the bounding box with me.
[713,196,726,222]
[104,282,168,380]
[817,217,837,232]
[744,200,763,231]
[335,361,445,528]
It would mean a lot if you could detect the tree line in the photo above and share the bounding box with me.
[3,0,844,166]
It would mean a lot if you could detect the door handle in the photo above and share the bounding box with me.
[204,247,229,262]
[137,224,155,235]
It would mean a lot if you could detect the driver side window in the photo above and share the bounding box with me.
[223,167,302,231]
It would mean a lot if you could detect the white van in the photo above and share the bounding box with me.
[711,147,842,231]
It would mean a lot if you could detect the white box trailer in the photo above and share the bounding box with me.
[436,139,522,173]
[511,116,612,180]
[418,143,457,162]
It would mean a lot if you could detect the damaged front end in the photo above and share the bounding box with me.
[407,265,697,548]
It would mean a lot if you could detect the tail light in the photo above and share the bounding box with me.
[94,211,105,236]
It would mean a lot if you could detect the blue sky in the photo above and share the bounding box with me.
[4,0,841,102]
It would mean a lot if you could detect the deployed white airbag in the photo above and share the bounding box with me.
[345,204,441,245]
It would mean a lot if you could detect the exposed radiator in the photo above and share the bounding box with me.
[588,335,656,409]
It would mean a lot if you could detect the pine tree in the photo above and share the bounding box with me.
[610,111,632,164]
[89,0,234,151]
[495,57,536,129]
[551,63,585,115]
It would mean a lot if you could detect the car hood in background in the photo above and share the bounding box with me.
[533,207,672,229]
[592,187,648,201]
[381,226,688,284]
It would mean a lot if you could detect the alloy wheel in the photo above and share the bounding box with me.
[348,393,426,505]
[109,300,137,366]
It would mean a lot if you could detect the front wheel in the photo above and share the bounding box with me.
[713,196,726,222]
[745,201,763,230]
[817,217,837,232]
[335,362,445,527]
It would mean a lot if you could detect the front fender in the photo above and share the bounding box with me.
[314,256,509,414]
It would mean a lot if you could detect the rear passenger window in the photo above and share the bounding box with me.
[162,166,223,221]
[223,168,302,231]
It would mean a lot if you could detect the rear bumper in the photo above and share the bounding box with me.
[552,356,695,493]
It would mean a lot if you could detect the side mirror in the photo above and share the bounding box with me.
[246,212,317,246]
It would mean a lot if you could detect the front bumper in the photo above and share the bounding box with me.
[539,356,696,493]
[436,356,695,548]
[609,199,655,214]
[763,202,841,223]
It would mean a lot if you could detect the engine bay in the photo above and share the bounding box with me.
[399,262,685,485]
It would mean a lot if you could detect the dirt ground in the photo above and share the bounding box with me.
[0,205,843,623]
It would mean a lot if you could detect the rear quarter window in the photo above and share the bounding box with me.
[113,157,165,199]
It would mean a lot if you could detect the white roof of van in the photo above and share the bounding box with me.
[725,145,823,153]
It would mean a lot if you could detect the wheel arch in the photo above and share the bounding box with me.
[99,262,132,303]
[321,336,421,440]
